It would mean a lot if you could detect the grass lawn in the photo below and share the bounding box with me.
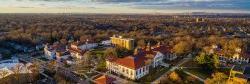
[136,66,170,83]
[180,60,200,67]
[176,70,204,84]
[183,68,211,79]
[182,67,231,80]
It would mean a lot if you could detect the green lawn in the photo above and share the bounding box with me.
[183,68,211,79]
[175,70,204,84]
[180,60,200,67]
[182,67,231,80]
[136,66,170,83]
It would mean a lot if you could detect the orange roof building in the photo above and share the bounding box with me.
[106,43,173,80]
[94,75,116,84]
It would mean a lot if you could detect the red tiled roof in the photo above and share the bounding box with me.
[108,45,171,69]
[113,55,147,69]
[152,45,172,55]
[95,75,116,84]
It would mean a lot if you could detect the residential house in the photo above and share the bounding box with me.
[69,40,97,59]
[44,43,69,60]
[209,44,249,64]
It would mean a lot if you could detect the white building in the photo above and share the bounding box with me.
[101,40,111,46]
[69,41,97,59]
[209,45,250,64]
[106,43,173,80]
[44,44,56,60]
[44,43,68,60]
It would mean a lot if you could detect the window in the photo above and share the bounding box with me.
[122,68,125,72]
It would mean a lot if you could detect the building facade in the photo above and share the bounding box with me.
[106,43,172,80]
[110,35,134,50]
[69,41,97,59]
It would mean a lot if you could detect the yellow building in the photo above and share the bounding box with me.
[110,35,134,50]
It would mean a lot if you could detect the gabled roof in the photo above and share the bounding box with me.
[112,55,147,69]
[107,45,170,69]
[94,75,116,84]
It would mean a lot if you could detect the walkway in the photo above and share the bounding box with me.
[182,70,205,82]
[152,58,191,84]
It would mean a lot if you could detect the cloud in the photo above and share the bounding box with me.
[0,0,250,13]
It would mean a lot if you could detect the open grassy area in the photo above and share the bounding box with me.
[182,67,231,80]
[176,70,204,84]
[183,68,210,79]
[180,60,200,67]
[136,66,170,83]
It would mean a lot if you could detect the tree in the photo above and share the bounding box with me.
[195,52,219,71]
[173,41,193,55]
[13,64,23,83]
[60,39,67,45]
[0,70,9,78]
[205,72,228,84]
[169,71,181,82]
[28,62,40,82]
[137,39,146,48]
[104,48,117,57]
[205,72,247,84]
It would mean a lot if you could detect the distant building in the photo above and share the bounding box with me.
[94,75,116,84]
[106,43,175,80]
[209,44,250,64]
[196,18,205,22]
[218,48,250,64]
[110,35,134,50]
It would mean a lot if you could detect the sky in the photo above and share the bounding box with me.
[0,0,250,13]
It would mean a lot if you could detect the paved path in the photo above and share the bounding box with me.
[152,58,191,84]
[182,70,205,82]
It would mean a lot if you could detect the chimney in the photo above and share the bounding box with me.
[146,42,151,51]
[134,48,139,55]
[86,39,89,44]
[157,42,161,47]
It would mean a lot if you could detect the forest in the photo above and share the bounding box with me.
[0,13,249,57]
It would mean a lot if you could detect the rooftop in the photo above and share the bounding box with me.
[108,44,171,69]
[94,75,116,84]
